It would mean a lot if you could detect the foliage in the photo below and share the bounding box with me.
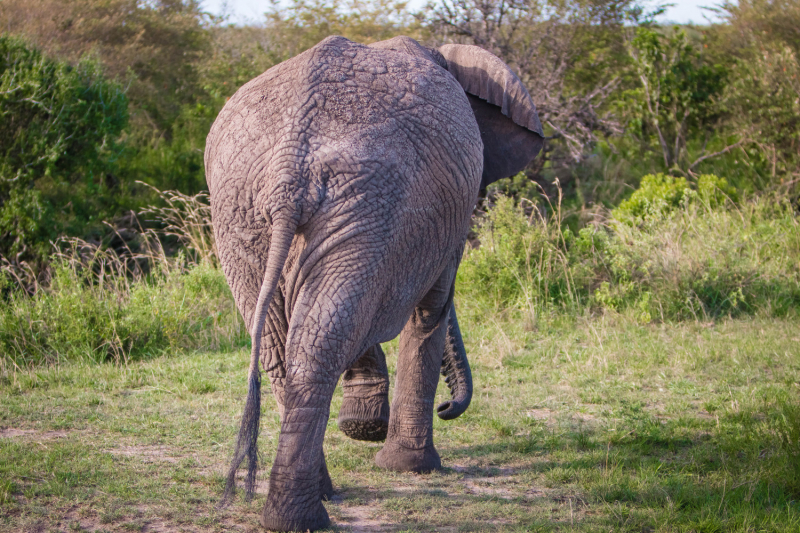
[197,0,419,102]
[138,185,217,266]
[0,35,128,265]
[116,101,220,195]
[716,0,800,57]
[0,0,212,135]
[597,194,800,320]
[0,0,228,251]
[0,190,243,369]
[8,178,794,371]
[612,173,690,223]
[625,27,728,172]
[484,170,542,203]
[702,0,800,186]
[722,44,800,185]
[611,172,738,225]
[263,0,421,62]
[458,194,578,313]
[0,255,244,368]
[459,188,800,322]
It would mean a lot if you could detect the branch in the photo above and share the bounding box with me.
[638,72,669,167]
[689,139,745,171]
[675,108,690,165]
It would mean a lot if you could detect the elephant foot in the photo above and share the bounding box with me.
[375,441,441,473]
[339,417,388,442]
[260,498,330,532]
[338,393,389,442]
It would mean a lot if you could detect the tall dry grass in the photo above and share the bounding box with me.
[2,180,798,371]
[0,189,245,371]
[457,187,800,324]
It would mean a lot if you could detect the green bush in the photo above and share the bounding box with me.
[612,173,738,225]
[625,27,728,172]
[0,248,246,369]
[117,101,221,195]
[0,188,243,370]
[0,259,246,369]
[0,35,128,264]
[600,196,799,320]
[458,188,800,322]
[457,195,579,312]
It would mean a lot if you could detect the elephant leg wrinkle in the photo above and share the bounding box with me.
[318,458,334,502]
[260,390,334,532]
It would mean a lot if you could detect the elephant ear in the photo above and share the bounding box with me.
[438,44,544,189]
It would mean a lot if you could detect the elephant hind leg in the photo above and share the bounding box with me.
[261,279,372,531]
[268,372,335,503]
[319,457,334,501]
[338,344,390,441]
[260,378,336,532]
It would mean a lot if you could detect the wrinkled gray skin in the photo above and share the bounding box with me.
[205,35,543,532]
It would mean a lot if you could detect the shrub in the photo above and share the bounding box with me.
[0,243,246,370]
[612,173,691,224]
[457,195,578,313]
[713,0,800,186]
[612,173,738,225]
[0,190,245,371]
[458,187,800,322]
[625,27,728,171]
[0,35,128,264]
[599,195,800,320]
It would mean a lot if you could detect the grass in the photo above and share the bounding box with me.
[0,188,246,370]
[459,188,800,322]
[1,313,799,532]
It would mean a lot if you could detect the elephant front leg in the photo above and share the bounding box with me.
[375,281,453,473]
[338,344,390,441]
[260,379,336,532]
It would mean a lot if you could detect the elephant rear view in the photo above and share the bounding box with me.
[204,35,542,532]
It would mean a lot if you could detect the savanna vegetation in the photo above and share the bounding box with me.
[0,0,798,531]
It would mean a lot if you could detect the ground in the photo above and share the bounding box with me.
[1,315,799,532]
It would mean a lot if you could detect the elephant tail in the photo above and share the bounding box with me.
[220,213,298,505]
[437,304,473,420]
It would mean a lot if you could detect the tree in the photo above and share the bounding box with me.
[625,27,729,174]
[198,0,420,101]
[426,0,636,174]
[707,0,800,185]
[0,0,210,136]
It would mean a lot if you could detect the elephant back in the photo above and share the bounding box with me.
[368,36,448,70]
[204,36,485,333]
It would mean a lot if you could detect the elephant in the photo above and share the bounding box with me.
[204,35,543,531]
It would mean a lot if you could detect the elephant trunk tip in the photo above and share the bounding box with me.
[436,398,469,421]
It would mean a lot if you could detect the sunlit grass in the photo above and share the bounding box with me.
[1,314,798,532]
